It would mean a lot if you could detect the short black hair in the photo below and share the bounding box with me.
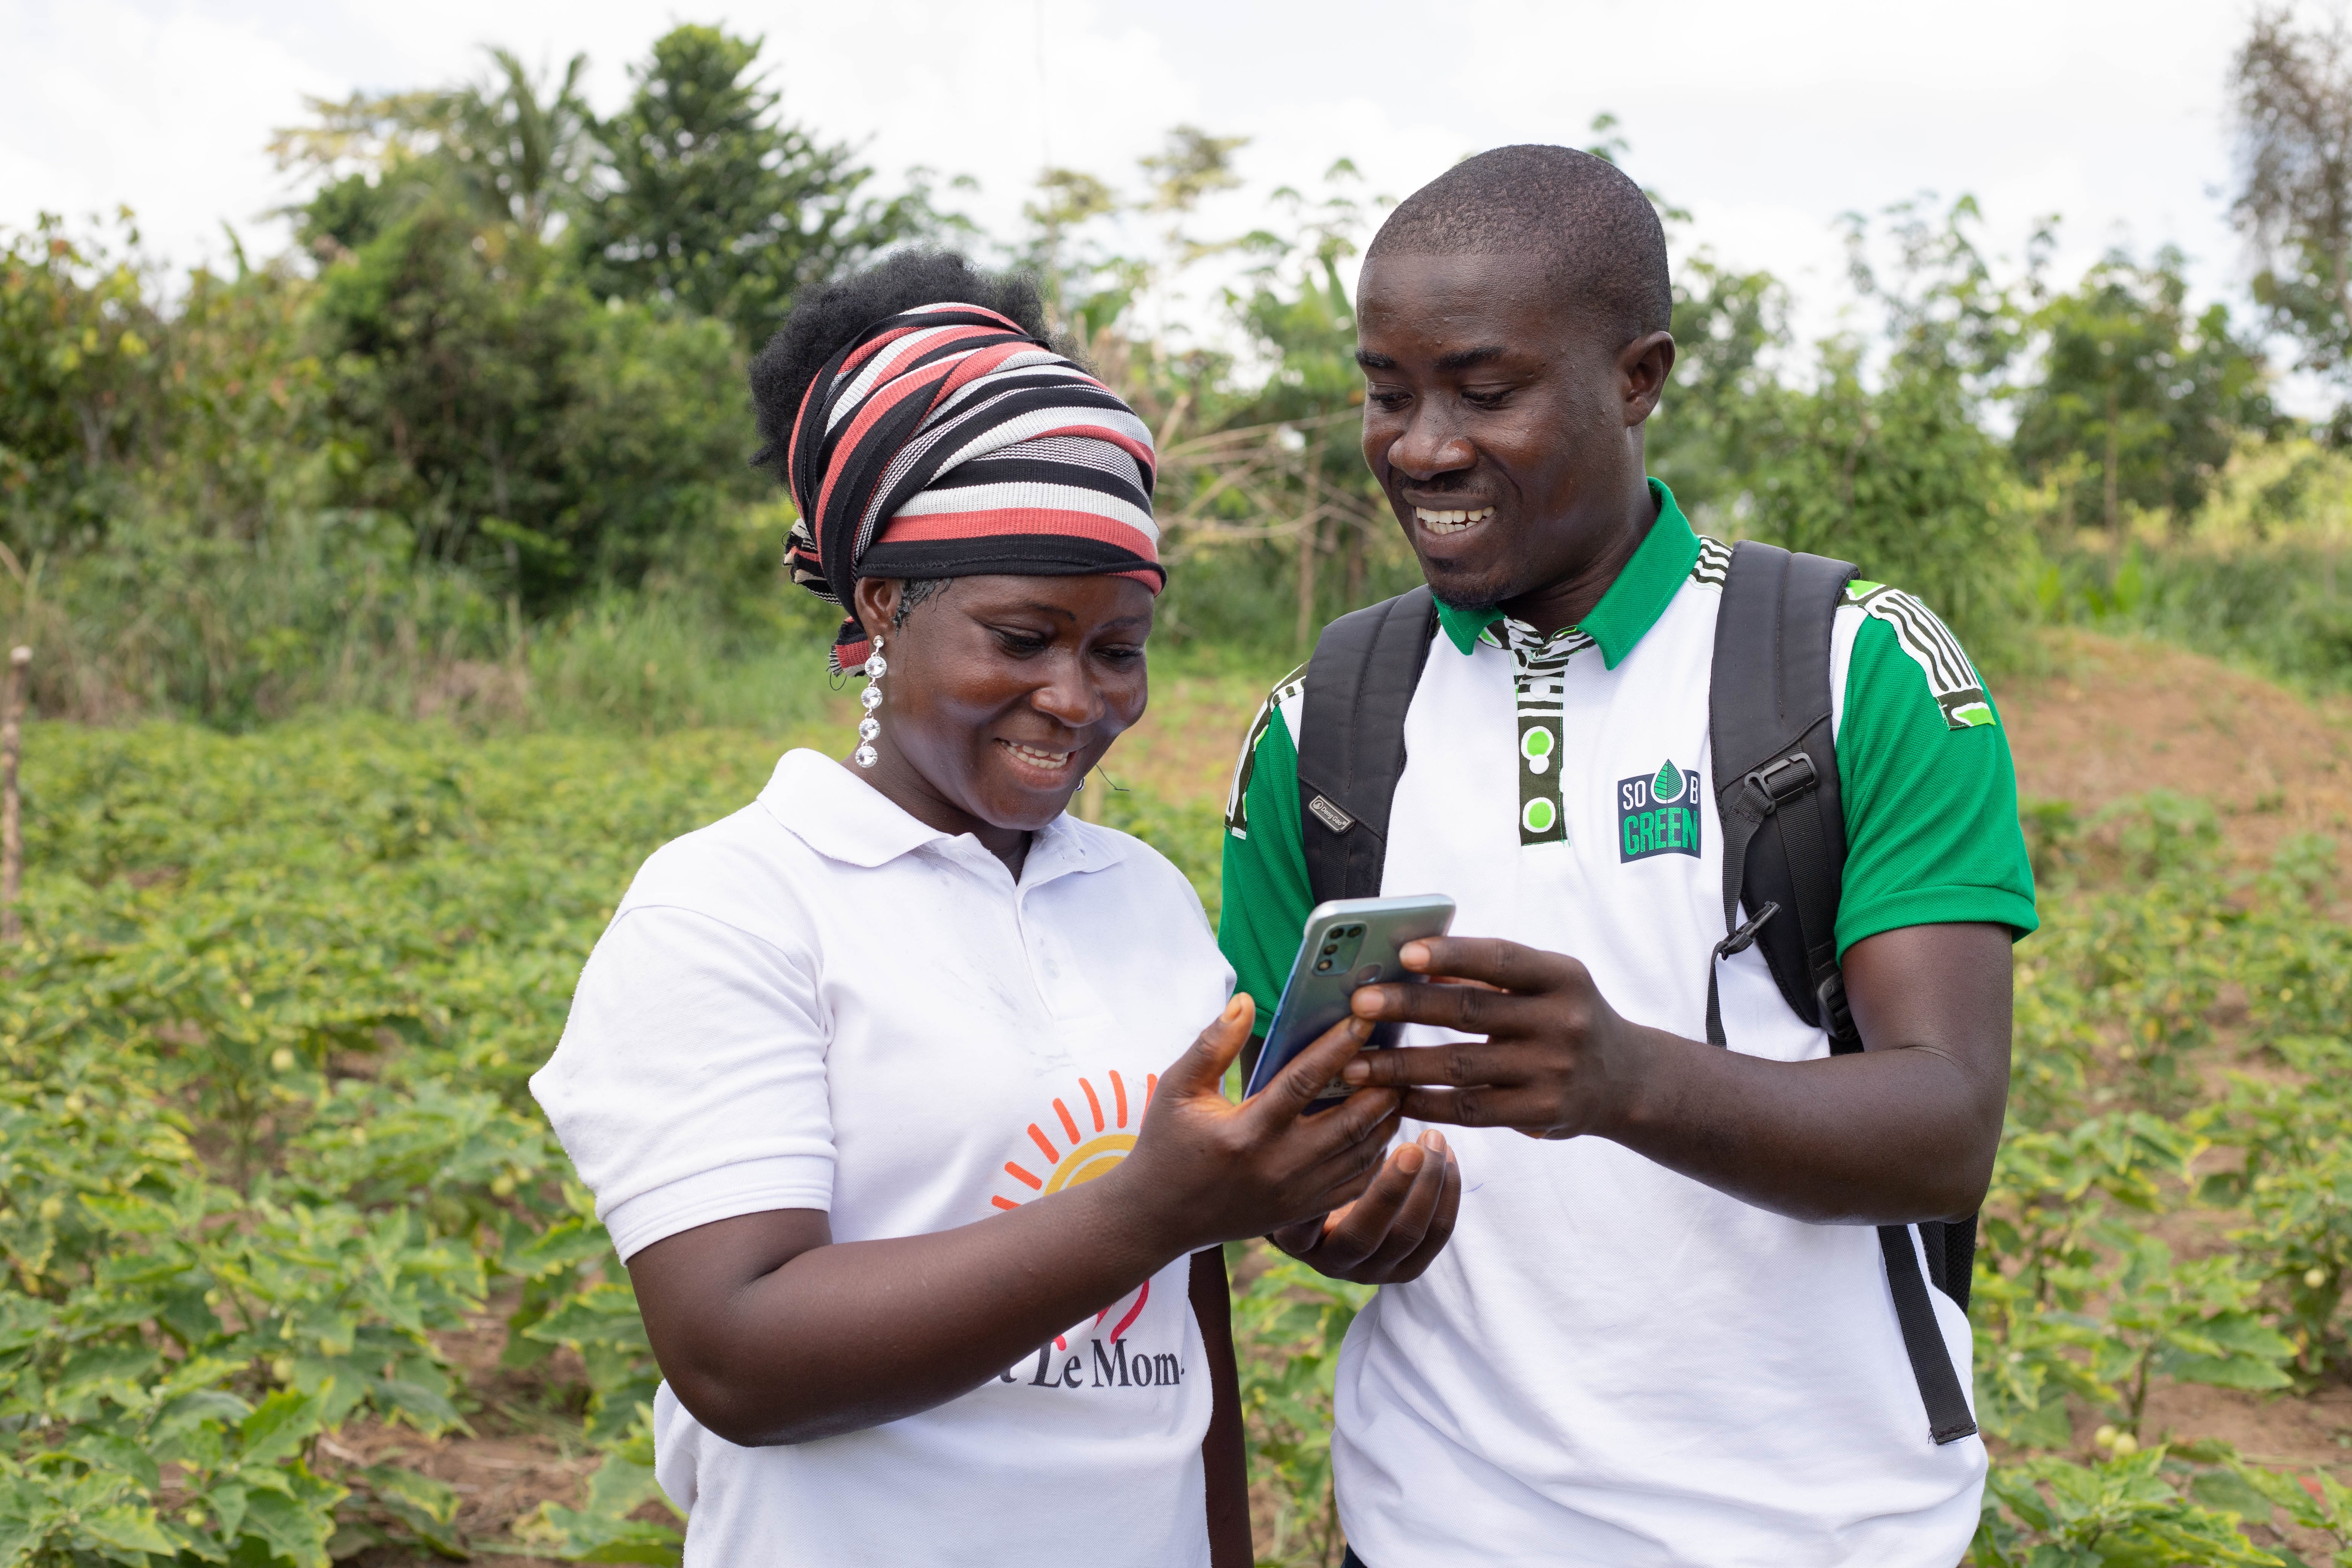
[748,250,1052,481]
[1365,145,1671,345]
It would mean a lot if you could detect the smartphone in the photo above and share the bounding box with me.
[1242,893,1457,1109]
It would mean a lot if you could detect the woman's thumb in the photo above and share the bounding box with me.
[1162,993,1255,1095]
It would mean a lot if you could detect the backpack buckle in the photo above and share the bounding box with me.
[1817,970,1860,1049]
[1745,753,1818,812]
[1714,900,1780,961]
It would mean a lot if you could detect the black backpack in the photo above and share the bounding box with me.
[1292,540,1978,1446]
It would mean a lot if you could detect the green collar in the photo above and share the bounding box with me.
[1432,478,1700,668]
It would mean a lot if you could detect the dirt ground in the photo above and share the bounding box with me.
[2007,628,2352,865]
[379,629,2352,1558]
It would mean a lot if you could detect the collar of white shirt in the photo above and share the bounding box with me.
[755,748,1128,887]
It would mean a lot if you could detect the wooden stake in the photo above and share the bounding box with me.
[2,646,27,943]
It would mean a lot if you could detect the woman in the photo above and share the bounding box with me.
[532,252,1460,1568]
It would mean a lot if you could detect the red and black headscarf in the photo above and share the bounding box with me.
[781,302,1163,671]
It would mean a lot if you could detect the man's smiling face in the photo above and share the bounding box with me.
[1354,252,1672,617]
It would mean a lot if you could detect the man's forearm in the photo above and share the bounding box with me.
[1606,1027,2000,1225]
[1344,925,2016,1227]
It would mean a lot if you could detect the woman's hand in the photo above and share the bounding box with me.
[1268,1128,1462,1284]
[1109,994,1404,1258]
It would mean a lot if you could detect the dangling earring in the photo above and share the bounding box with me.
[855,634,885,768]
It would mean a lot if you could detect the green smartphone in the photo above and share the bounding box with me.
[1242,893,1456,1110]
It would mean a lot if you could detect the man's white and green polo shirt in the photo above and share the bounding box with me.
[1216,480,2036,1568]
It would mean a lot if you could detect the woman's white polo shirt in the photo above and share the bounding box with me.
[532,748,1234,1568]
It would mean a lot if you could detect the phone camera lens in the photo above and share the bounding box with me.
[1314,959,1333,972]
[1321,943,1339,956]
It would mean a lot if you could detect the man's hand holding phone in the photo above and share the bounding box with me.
[1338,936,1650,1139]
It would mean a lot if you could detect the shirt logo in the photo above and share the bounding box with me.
[991,1073,1183,1393]
[992,1071,1149,1211]
[1619,760,1702,862]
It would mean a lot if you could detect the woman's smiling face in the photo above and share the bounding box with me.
[849,573,1154,852]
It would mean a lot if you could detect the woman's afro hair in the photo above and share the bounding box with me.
[748,250,1052,482]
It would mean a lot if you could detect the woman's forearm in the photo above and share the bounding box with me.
[628,1007,1402,1449]
[629,1168,1189,1447]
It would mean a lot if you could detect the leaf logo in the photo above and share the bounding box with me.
[1653,759,1685,805]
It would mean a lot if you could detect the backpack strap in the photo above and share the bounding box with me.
[1709,540,1977,1447]
[1296,587,1439,906]
[1707,541,1856,1050]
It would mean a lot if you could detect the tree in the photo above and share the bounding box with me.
[1734,200,2037,661]
[2230,8,2352,391]
[436,49,597,242]
[270,48,596,256]
[1023,168,1127,338]
[312,204,588,590]
[573,25,934,347]
[1646,255,1789,517]
[0,214,164,554]
[2013,250,2275,533]
[311,200,755,611]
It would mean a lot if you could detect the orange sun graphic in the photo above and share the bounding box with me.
[991,1069,1157,1210]
[990,1070,1161,1348]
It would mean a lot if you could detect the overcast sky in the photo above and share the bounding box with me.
[0,0,2301,397]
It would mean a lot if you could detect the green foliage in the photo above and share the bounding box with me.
[2216,1457,2352,1565]
[435,50,598,242]
[2083,1234,2296,1436]
[2198,1036,2352,1376]
[515,1417,681,1563]
[2229,9,2352,401]
[1652,201,2040,667]
[1229,1252,1370,1568]
[1961,796,2352,1565]
[2014,247,2276,533]
[0,716,810,1560]
[1646,254,1789,510]
[1974,1448,2282,1567]
[2040,537,2352,695]
[0,713,1254,1565]
[1737,332,2033,665]
[574,25,938,347]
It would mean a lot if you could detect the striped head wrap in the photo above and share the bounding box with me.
[779,302,1162,672]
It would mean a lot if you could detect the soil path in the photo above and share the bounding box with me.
[2006,629,2352,864]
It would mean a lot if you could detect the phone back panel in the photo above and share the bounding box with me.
[1243,894,1455,1103]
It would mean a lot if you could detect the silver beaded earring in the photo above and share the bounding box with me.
[854,634,886,768]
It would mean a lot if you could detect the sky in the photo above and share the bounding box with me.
[0,0,2303,399]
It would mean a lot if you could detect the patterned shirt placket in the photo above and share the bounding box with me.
[1498,618,1591,847]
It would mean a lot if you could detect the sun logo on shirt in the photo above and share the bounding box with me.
[990,1070,1156,1212]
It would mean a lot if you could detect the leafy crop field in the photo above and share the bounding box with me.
[9,637,2352,1567]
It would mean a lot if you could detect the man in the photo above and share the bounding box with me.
[1218,145,2035,1567]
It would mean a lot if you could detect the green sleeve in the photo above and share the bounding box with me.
[1836,614,2039,957]
[1216,706,1315,1036]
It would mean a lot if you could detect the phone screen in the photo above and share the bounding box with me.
[1242,894,1456,1107]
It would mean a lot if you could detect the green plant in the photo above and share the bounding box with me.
[1229,1249,1371,1568]
[1972,1448,2281,1566]
[2076,1234,2297,1439]
[2199,1037,2352,1376]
